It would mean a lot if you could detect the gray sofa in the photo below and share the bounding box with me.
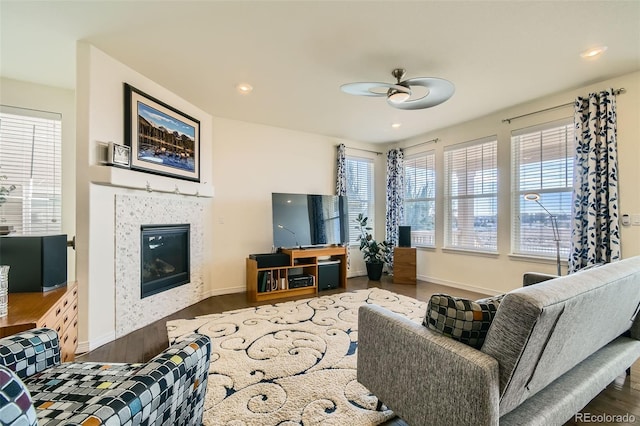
[358,256,640,425]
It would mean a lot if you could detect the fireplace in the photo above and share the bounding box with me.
[140,224,190,298]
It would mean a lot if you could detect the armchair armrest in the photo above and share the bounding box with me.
[0,328,60,379]
[358,305,500,426]
[147,332,211,366]
[523,272,558,287]
[133,333,212,423]
[21,334,212,426]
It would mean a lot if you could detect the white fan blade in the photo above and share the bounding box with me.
[390,77,455,110]
[341,82,409,97]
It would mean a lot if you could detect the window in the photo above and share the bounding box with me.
[0,105,62,235]
[511,119,574,258]
[403,151,436,247]
[345,156,374,244]
[444,137,498,252]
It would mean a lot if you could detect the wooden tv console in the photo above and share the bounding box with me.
[246,246,347,302]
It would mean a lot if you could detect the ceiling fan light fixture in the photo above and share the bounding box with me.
[341,68,454,110]
[387,88,411,104]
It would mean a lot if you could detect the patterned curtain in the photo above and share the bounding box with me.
[308,195,327,244]
[336,144,347,196]
[336,144,349,270]
[569,89,620,273]
[385,149,404,269]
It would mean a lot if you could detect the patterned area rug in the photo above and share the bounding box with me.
[166,288,427,426]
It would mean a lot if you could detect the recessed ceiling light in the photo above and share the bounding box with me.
[391,123,402,129]
[580,46,608,59]
[236,83,253,95]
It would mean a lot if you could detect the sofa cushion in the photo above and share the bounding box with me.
[423,294,503,349]
[482,256,640,417]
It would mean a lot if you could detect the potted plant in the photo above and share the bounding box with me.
[0,167,16,236]
[0,169,15,207]
[354,213,391,281]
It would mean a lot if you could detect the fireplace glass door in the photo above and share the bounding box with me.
[140,224,190,298]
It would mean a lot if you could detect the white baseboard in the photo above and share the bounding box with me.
[76,330,116,355]
[347,269,366,278]
[202,285,245,299]
[418,274,502,296]
[77,287,244,355]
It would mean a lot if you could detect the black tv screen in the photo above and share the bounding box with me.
[272,193,349,249]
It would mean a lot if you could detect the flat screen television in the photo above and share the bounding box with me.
[272,192,349,249]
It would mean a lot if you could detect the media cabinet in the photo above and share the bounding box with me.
[246,246,347,302]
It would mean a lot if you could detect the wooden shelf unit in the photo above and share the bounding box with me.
[0,282,79,362]
[246,246,347,302]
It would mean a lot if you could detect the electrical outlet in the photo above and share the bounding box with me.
[631,214,640,226]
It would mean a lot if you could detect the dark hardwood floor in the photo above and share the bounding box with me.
[78,276,640,425]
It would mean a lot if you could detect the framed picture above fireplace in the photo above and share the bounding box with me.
[124,83,200,182]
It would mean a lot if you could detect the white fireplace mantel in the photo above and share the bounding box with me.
[89,165,214,197]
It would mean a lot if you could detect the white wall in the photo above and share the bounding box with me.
[209,118,381,291]
[0,77,76,282]
[394,71,640,295]
[75,44,214,350]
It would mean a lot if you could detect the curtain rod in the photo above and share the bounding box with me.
[342,138,440,155]
[502,88,626,124]
[1,104,63,119]
[403,138,439,150]
[343,146,383,155]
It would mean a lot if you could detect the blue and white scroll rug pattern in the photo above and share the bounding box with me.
[167,288,426,426]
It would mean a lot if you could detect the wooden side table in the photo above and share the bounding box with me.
[393,247,416,285]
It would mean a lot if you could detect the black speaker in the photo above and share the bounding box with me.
[318,260,340,291]
[249,253,291,268]
[398,226,411,247]
[0,234,68,292]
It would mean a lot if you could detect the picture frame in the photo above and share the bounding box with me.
[107,142,130,168]
[124,83,200,182]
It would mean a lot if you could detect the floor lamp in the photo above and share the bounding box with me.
[524,193,561,276]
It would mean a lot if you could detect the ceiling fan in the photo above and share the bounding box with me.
[340,68,455,110]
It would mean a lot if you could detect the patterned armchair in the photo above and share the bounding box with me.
[0,328,211,426]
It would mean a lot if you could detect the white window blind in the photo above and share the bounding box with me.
[511,118,574,257]
[403,151,436,247]
[444,137,498,252]
[345,156,374,245]
[0,105,62,235]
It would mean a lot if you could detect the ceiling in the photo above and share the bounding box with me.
[1,1,639,144]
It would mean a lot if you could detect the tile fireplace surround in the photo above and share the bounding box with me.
[114,194,206,338]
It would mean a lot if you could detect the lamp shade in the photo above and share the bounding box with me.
[523,192,541,202]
